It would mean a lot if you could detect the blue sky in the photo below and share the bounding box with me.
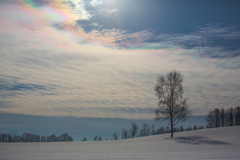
[0,0,240,138]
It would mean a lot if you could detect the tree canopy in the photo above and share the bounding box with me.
[154,70,191,137]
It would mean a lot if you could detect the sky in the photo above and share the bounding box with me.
[0,112,205,141]
[0,0,240,123]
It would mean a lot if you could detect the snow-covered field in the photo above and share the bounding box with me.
[0,126,239,160]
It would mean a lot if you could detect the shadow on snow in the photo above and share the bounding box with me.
[167,136,231,145]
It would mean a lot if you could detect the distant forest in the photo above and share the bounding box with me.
[107,122,205,141]
[0,132,73,143]
[206,106,240,128]
[1,106,239,142]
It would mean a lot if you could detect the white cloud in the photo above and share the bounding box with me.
[73,1,91,19]
[90,0,103,7]
[0,3,239,119]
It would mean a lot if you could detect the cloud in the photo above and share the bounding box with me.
[0,0,23,4]
[54,0,240,53]
[0,76,47,92]
[53,106,154,118]
[14,0,240,54]
[145,24,240,61]
[64,0,92,20]
[0,102,13,108]
[0,1,239,119]
[1,36,239,118]
[24,0,50,7]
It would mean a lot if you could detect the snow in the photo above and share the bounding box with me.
[0,126,240,160]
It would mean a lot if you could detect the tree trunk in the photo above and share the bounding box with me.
[170,116,174,138]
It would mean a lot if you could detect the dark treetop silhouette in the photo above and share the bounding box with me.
[154,70,191,138]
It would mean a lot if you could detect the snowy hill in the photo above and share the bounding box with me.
[1,126,240,160]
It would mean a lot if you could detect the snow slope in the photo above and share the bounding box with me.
[0,126,239,160]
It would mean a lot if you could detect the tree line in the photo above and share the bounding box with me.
[79,123,204,141]
[112,122,204,140]
[0,132,73,142]
[205,106,240,128]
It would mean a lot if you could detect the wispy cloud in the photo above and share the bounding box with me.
[13,0,240,54]
[0,0,239,119]
[53,106,154,119]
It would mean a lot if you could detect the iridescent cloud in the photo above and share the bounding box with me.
[0,0,239,119]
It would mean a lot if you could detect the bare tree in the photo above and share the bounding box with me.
[154,70,191,138]
[234,106,240,125]
[228,107,234,126]
[81,137,87,141]
[220,108,225,127]
[206,110,215,128]
[151,124,156,135]
[93,136,98,141]
[193,125,197,130]
[180,126,184,132]
[139,123,151,137]
[130,123,139,138]
[213,108,220,127]
[122,129,128,139]
[112,132,118,140]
